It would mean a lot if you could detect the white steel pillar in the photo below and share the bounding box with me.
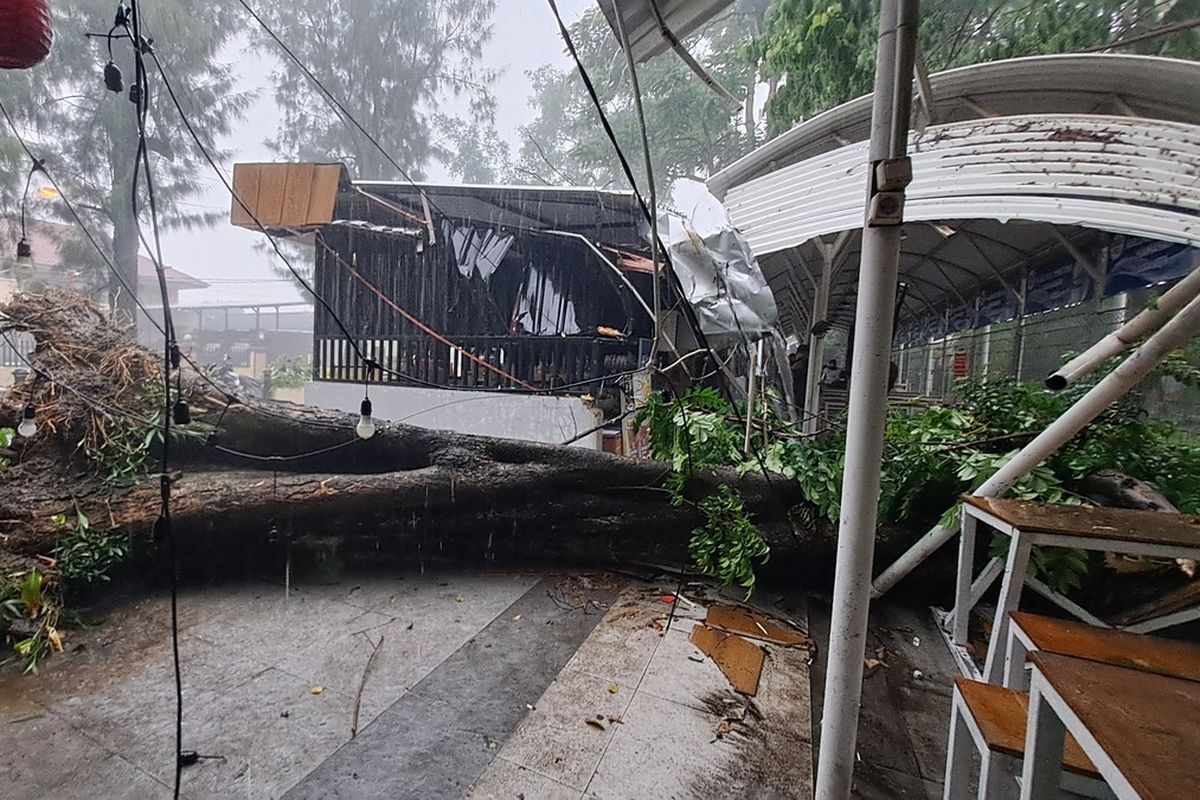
[804,245,835,433]
[814,1,919,797]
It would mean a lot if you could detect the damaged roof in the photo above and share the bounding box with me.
[351,181,645,246]
[708,54,1200,339]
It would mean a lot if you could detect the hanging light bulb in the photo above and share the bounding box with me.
[356,397,376,440]
[14,237,33,276]
[17,403,37,438]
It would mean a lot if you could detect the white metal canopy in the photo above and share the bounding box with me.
[710,53,1200,197]
[708,56,1200,339]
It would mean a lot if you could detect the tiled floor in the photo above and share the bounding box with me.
[1,569,953,800]
[0,572,543,799]
[470,584,815,799]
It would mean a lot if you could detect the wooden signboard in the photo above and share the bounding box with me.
[230,162,345,231]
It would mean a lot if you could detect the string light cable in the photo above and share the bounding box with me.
[546,0,807,550]
[0,96,253,416]
[0,328,363,472]
[111,4,187,795]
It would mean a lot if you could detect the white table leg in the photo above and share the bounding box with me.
[944,689,973,800]
[1020,672,1066,800]
[981,752,1019,799]
[953,511,979,648]
[1003,626,1029,690]
[983,533,1032,684]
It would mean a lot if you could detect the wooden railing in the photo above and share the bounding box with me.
[314,334,643,393]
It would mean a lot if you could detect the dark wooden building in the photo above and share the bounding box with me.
[231,164,660,394]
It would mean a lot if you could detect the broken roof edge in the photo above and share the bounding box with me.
[351,179,636,199]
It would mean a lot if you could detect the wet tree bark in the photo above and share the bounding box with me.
[0,289,835,576]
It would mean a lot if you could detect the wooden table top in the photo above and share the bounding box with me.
[1012,612,1200,683]
[955,678,1096,776]
[961,496,1200,548]
[1029,651,1200,800]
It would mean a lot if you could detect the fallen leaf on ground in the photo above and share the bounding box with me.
[456,595,465,603]
[310,686,324,695]
[512,614,522,621]
[585,718,606,731]
[607,682,619,694]
[660,594,676,603]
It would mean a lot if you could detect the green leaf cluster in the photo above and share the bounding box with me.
[54,508,129,586]
[637,372,1200,597]
[761,1,1200,131]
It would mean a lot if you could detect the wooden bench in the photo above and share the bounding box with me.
[945,678,1112,799]
[1005,610,1200,689]
[949,496,1200,683]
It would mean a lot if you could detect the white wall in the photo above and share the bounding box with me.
[304,382,603,449]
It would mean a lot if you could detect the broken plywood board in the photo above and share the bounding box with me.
[230,162,344,230]
[706,603,810,647]
[690,623,765,696]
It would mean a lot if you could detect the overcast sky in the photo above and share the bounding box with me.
[167,0,593,307]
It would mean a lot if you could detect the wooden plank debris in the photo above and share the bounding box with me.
[690,623,765,696]
[705,604,810,647]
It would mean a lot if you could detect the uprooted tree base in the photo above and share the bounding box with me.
[0,289,871,584]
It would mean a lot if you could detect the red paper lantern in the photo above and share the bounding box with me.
[0,0,54,70]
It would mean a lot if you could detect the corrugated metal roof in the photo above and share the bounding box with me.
[710,54,1200,197]
[727,115,1200,258]
[708,54,1200,338]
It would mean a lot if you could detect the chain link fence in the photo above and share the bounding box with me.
[891,292,1200,433]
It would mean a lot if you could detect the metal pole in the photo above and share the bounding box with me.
[744,341,759,454]
[1046,266,1200,389]
[872,286,1200,597]
[815,2,918,797]
[804,250,833,433]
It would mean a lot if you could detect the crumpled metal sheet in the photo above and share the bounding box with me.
[656,190,778,345]
[443,221,514,282]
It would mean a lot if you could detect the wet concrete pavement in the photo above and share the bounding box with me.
[0,570,817,799]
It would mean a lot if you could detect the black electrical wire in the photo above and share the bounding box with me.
[121,4,183,795]
[0,328,185,434]
[211,439,359,463]
[0,96,244,410]
[5,91,640,424]
[231,0,455,224]
[161,6,669,397]
[546,0,742,405]
[140,57,649,397]
[548,0,808,552]
[1,328,364,466]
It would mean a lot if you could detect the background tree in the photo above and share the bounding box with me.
[435,116,512,184]
[761,0,1200,132]
[0,1,250,326]
[253,0,498,181]
[515,0,774,194]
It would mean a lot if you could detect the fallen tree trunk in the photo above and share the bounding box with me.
[0,290,835,577]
